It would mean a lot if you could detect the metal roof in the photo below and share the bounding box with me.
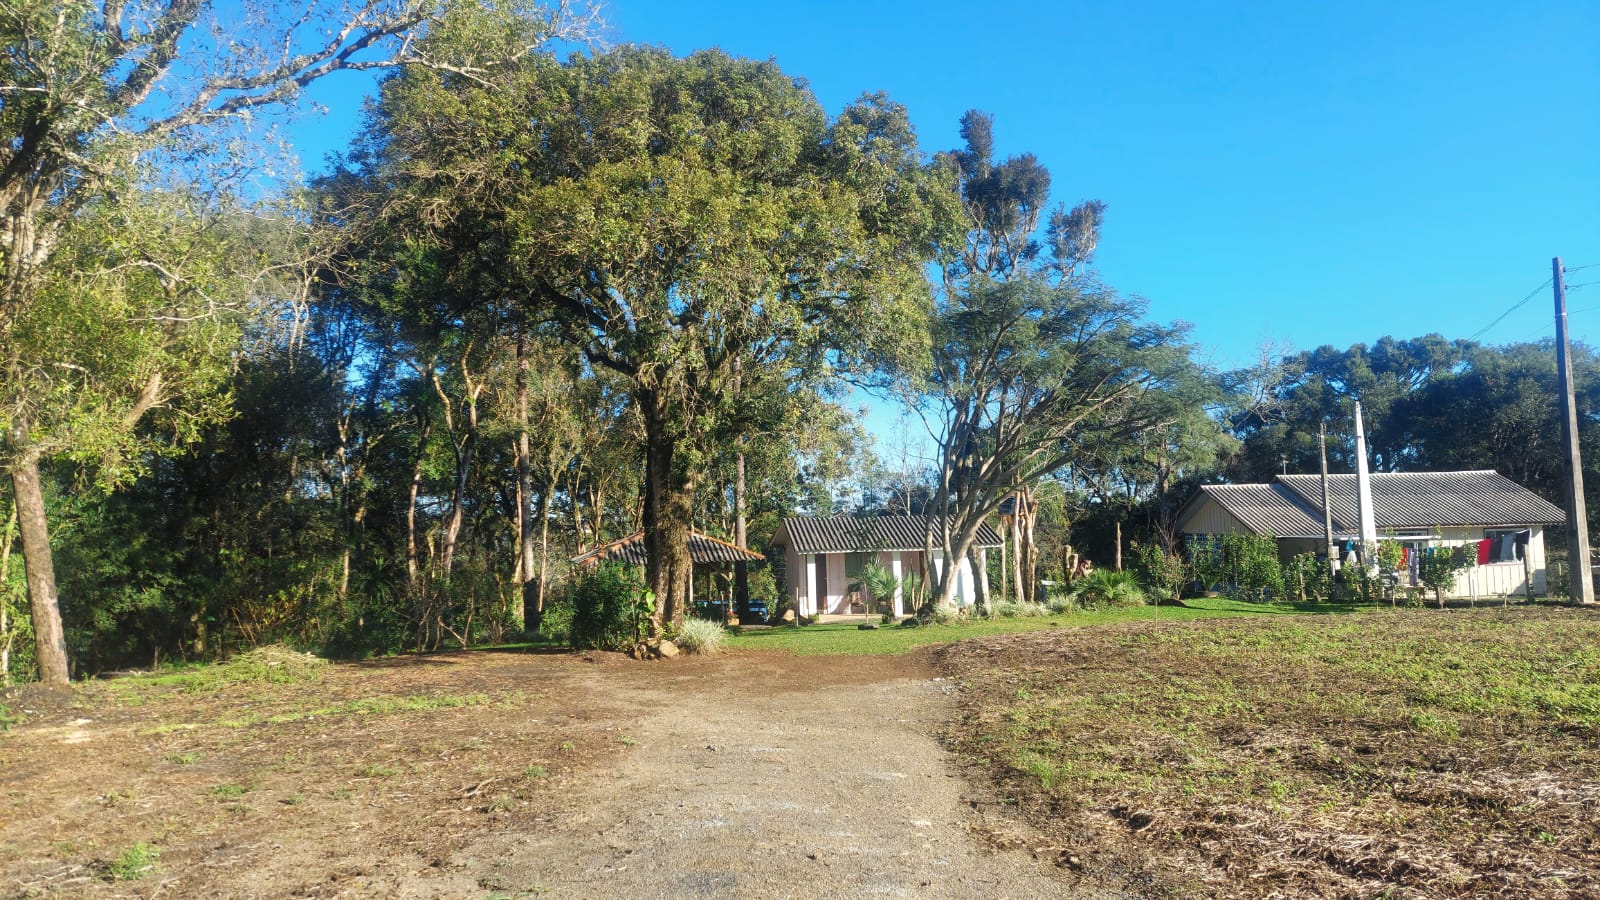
[775,515,1004,554]
[1187,483,1332,539]
[1276,470,1565,529]
[571,531,765,568]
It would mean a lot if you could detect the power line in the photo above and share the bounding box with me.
[1564,280,1600,291]
[1562,262,1600,274]
[1469,277,1554,341]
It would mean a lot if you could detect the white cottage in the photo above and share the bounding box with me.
[771,515,1003,617]
[1175,470,1566,598]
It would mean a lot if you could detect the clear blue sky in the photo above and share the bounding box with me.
[294,0,1599,369]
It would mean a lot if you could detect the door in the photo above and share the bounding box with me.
[813,554,828,615]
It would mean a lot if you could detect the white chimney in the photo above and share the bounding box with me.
[1353,401,1380,573]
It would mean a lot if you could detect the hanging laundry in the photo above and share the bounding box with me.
[1499,535,1517,563]
[1476,538,1492,565]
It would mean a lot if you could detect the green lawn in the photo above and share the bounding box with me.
[724,597,1369,656]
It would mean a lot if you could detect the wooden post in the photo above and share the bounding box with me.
[1115,521,1123,572]
[1320,422,1338,577]
[1554,257,1596,605]
[1522,539,1535,606]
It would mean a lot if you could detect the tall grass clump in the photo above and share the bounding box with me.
[675,618,727,655]
[1070,569,1147,608]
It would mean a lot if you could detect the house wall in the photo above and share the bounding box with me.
[1190,523,1551,600]
[1176,497,1253,536]
[1314,525,1547,599]
[1278,537,1325,564]
[930,549,984,607]
[1433,525,1547,598]
[781,547,965,617]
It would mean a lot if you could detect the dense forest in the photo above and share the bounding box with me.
[3,1,1596,683]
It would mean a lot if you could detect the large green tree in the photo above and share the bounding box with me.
[909,112,1196,610]
[0,0,593,683]
[353,46,955,631]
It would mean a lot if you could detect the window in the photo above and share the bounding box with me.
[844,552,872,582]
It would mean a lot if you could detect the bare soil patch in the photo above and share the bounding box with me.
[3,646,1079,898]
[936,606,1600,898]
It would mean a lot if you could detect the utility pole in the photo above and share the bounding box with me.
[1554,257,1595,605]
[1319,422,1338,578]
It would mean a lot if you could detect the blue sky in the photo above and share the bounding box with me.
[292,0,1599,371]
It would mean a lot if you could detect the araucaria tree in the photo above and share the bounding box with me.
[353,46,952,631]
[0,0,593,684]
[910,112,1197,611]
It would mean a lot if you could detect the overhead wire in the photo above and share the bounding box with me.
[1468,277,1553,341]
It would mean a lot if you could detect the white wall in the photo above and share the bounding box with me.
[1396,526,1547,598]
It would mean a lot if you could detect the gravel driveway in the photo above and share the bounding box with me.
[459,651,1083,898]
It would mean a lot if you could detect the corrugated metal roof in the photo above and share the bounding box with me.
[775,515,1004,554]
[1189,483,1331,539]
[571,531,765,567]
[1276,471,1565,529]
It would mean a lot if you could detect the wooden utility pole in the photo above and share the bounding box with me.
[1319,422,1338,578]
[1554,257,1595,605]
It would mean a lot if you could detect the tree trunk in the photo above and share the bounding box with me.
[439,437,473,580]
[406,413,432,585]
[732,357,749,619]
[1,503,16,686]
[968,543,989,615]
[515,332,537,629]
[640,389,694,633]
[10,455,69,685]
[1009,503,1023,603]
[735,448,749,619]
[530,486,551,632]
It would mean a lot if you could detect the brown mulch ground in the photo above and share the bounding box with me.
[1,646,1080,899]
[935,607,1600,899]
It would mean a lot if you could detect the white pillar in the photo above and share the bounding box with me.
[804,554,818,617]
[890,551,904,617]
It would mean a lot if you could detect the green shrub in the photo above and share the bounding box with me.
[991,600,1019,618]
[1283,552,1332,601]
[110,843,159,880]
[1188,533,1283,601]
[1130,542,1187,603]
[747,567,779,609]
[1014,601,1048,617]
[1070,569,1147,608]
[676,618,726,654]
[568,562,650,650]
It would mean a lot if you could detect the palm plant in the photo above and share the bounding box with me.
[856,562,901,621]
[1069,569,1147,608]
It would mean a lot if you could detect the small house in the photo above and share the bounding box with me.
[1175,470,1566,597]
[571,530,765,611]
[771,515,1003,617]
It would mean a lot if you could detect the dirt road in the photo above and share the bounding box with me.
[457,652,1074,898]
[2,649,1078,898]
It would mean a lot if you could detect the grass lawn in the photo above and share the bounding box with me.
[725,597,1369,656]
[940,606,1600,897]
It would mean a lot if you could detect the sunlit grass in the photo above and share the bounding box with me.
[725,597,1369,656]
